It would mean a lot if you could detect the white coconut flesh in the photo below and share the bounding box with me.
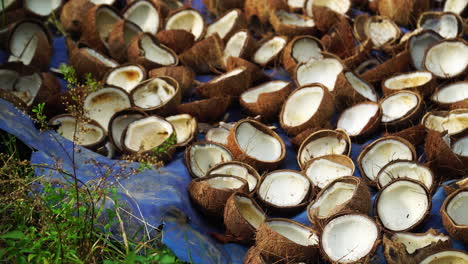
[25,0,61,16]
[444,0,468,14]
[432,82,468,104]
[84,88,131,130]
[91,0,115,3]
[165,10,204,40]
[378,161,433,190]
[275,10,314,27]
[8,22,46,65]
[366,19,398,47]
[337,103,379,136]
[253,37,287,65]
[52,116,105,146]
[443,112,468,135]
[452,137,468,157]
[344,72,377,102]
[296,58,343,91]
[106,65,145,92]
[267,220,318,246]
[392,232,449,254]
[447,191,468,225]
[96,7,121,43]
[384,72,432,91]
[209,164,257,192]
[205,176,245,190]
[306,0,351,17]
[241,81,289,104]
[300,136,348,166]
[133,78,176,108]
[421,14,459,39]
[0,0,15,11]
[288,0,306,9]
[420,250,468,264]
[206,10,238,39]
[223,31,247,62]
[377,180,429,231]
[409,32,443,71]
[140,34,176,65]
[292,38,323,63]
[361,139,414,181]
[322,214,378,263]
[206,127,230,145]
[124,116,173,152]
[258,171,309,207]
[211,68,244,83]
[84,48,118,67]
[310,182,356,217]
[235,195,265,228]
[282,86,323,127]
[423,113,447,132]
[3,72,42,106]
[110,114,144,150]
[424,41,468,78]
[305,159,353,189]
[189,143,232,178]
[381,92,419,123]
[166,114,196,144]
[235,122,283,162]
[124,1,159,34]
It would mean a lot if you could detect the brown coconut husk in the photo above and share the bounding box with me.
[68,45,118,80]
[269,10,316,37]
[196,67,252,98]
[0,89,28,111]
[188,175,249,220]
[243,246,266,264]
[383,229,451,264]
[451,100,468,110]
[156,29,195,54]
[380,90,424,130]
[441,188,468,244]
[282,35,324,76]
[35,73,61,107]
[203,0,244,15]
[444,178,468,196]
[107,20,141,63]
[307,176,371,228]
[378,0,430,26]
[361,49,411,85]
[127,33,178,70]
[279,84,335,136]
[244,0,289,24]
[386,124,427,146]
[206,9,247,42]
[149,66,195,97]
[179,34,224,74]
[227,119,286,171]
[177,96,231,123]
[341,70,379,106]
[354,14,370,42]
[225,57,270,84]
[382,71,437,97]
[320,16,355,60]
[290,123,333,149]
[0,9,27,39]
[310,5,344,33]
[60,0,95,37]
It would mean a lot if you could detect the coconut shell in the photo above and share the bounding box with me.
[107,108,148,152]
[149,66,195,97]
[431,81,468,109]
[387,124,427,146]
[227,119,286,171]
[223,29,257,63]
[253,35,289,67]
[282,35,323,76]
[203,0,244,15]
[240,81,294,120]
[334,72,369,110]
[244,0,289,24]
[302,154,355,178]
[155,29,195,54]
[310,5,344,33]
[290,123,333,149]
[444,178,468,196]
[107,20,142,63]
[341,70,378,106]
[450,99,468,110]
[225,57,270,84]
[380,90,424,130]
[378,0,430,26]
[184,141,234,178]
[361,50,411,85]
[179,34,224,74]
[354,14,370,42]
[269,10,316,37]
[127,33,178,70]
[206,161,261,194]
[0,9,27,37]
[60,0,95,37]
[421,110,449,134]
[188,175,249,219]
[177,96,231,123]
[382,71,437,97]
[69,45,118,80]
[206,9,247,42]
[34,73,61,107]
[196,67,252,98]
[441,188,468,243]
[164,7,206,41]
[383,229,451,264]
[307,176,371,228]
[102,63,147,92]
[223,192,265,244]
[320,16,355,60]
[255,219,319,263]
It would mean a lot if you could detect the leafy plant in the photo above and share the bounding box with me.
[32,103,48,130]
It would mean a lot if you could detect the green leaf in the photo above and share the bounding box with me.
[0,230,26,240]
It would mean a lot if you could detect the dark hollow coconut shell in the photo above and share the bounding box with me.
[68,45,119,80]
[383,229,451,264]
[149,66,195,97]
[107,20,142,63]
[441,188,468,243]
[379,90,424,130]
[378,0,430,26]
[353,14,370,42]
[361,50,411,85]
[107,108,148,152]
[176,96,231,123]
[127,33,178,70]
[227,119,286,171]
[279,84,334,136]
[59,0,95,36]
[336,101,382,141]
[179,34,224,74]
[382,71,437,97]
[307,176,371,229]
[196,67,252,98]
[155,30,195,54]
[225,57,270,84]
[255,219,319,263]
[188,175,249,219]
[282,35,324,77]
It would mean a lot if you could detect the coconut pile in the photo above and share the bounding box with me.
[0,0,467,263]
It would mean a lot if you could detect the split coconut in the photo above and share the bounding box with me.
[205,9,246,41]
[177,96,231,123]
[432,81,468,109]
[252,36,288,67]
[155,29,195,54]
[207,161,260,193]
[282,35,323,76]
[418,12,463,39]
[184,141,233,178]
[342,71,378,104]
[269,10,316,37]
[69,45,119,80]
[441,188,468,243]
[444,0,468,15]
[127,33,178,69]
[81,5,122,54]
[336,101,382,140]
[205,122,234,146]
[376,160,434,192]
[380,90,423,129]
[302,154,355,188]
[408,30,443,71]
[108,108,147,152]
[196,67,251,98]
[107,20,142,62]
[423,39,468,79]
[222,30,256,65]
[149,66,195,97]
[166,114,197,147]
[364,16,401,48]
[179,34,224,74]
[419,250,468,264]
[382,71,436,97]
[103,64,146,93]
[164,8,205,41]
[123,0,160,34]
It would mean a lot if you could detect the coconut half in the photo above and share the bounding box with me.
[303,155,355,188]
[196,67,251,98]
[376,179,431,232]
[321,214,380,263]
[82,5,122,53]
[25,0,62,17]
[164,8,205,41]
[130,76,181,115]
[444,0,467,15]
[104,64,146,93]
[408,30,443,71]
[184,141,233,178]
[83,87,131,130]
[419,12,463,39]
[206,9,245,40]
[377,160,434,191]
[257,170,311,211]
[123,0,160,34]
[282,36,323,75]
[344,71,378,102]
[441,188,468,243]
[227,119,285,170]
[444,109,468,136]
[207,161,260,193]
[205,123,233,145]
[305,0,351,17]
[358,136,416,183]
[127,33,178,69]
[337,101,381,138]
[380,91,423,127]
[298,129,351,168]
[420,250,468,264]
[432,81,468,107]
[253,36,287,67]
[166,114,197,147]
[107,20,142,62]
[222,30,254,64]
[177,96,231,123]
[383,71,435,97]
[270,10,315,37]
[49,114,106,149]
[422,111,449,133]
[364,16,400,48]
[295,57,344,91]
[108,108,147,152]
[423,39,468,79]
[69,46,119,80]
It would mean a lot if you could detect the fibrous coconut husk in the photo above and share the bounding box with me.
[311,6,344,33]
[244,0,289,24]
[156,29,195,54]
[225,57,270,84]
[179,34,224,74]
[320,16,355,60]
[196,67,252,98]
[269,10,316,37]
[243,246,266,264]
[177,96,231,123]
[203,0,244,15]
[386,124,427,146]
[107,20,142,63]
[361,50,411,85]
[60,0,95,37]
[69,45,118,80]
[149,66,195,97]
[378,0,430,26]
[441,188,468,243]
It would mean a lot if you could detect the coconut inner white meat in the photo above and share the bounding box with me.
[223,31,247,62]
[106,65,144,92]
[124,116,173,152]
[235,122,282,162]
[345,72,377,102]
[444,0,468,14]
[210,164,257,192]
[421,14,459,39]
[282,86,324,127]
[444,112,468,135]
[276,10,314,27]
[206,10,238,39]
[258,171,309,207]
[447,191,468,225]
[432,82,468,104]
[420,250,468,264]
[337,103,379,136]
[425,41,468,78]
[310,0,350,15]
[296,58,343,91]
[205,127,230,145]
[310,182,356,217]
[189,144,232,178]
[124,0,159,34]
[409,32,442,71]
[133,78,176,108]
[84,88,131,130]
[392,232,449,254]
[384,72,432,90]
[140,34,176,65]
[166,114,196,144]
[110,113,144,150]
[10,73,42,106]
[305,159,353,189]
[267,220,318,246]
[254,37,286,65]
[165,10,204,40]
[452,137,468,157]
[381,92,419,122]
[292,38,323,63]
[378,161,433,190]
[212,68,244,82]
[299,136,348,166]
[96,7,121,42]
[367,19,398,47]
[235,195,265,228]
[25,0,61,16]
[423,113,447,132]
[206,176,245,189]
[53,116,104,146]
[8,22,46,65]
[241,81,289,104]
